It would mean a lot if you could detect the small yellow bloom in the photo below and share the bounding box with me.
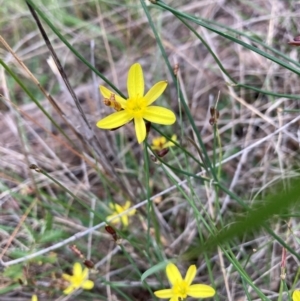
[154,263,215,301]
[96,63,176,144]
[62,262,94,295]
[107,201,136,227]
[152,135,177,150]
[31,295,38,301]
[293,290,300,301]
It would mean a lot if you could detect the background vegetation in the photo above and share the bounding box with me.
[1,0,300,300]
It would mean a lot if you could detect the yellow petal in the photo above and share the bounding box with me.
[144,81,168,106]
[82,279,94,290]
[82,267,89,280]
[166,263,182,285]
[63,285,76,295]
[128,207,136,216]
[187,284,215,298]
[96,110,132,129]
[62,273,72,281]
[154,289,173,298]
[184,265,196,286]
[163,135,177,148]
[127,63,144,99]
[31,295,38,301]
[124,200,131,210]
[163,141,174,148]
[73,262,82,277]
[115,203,124,214]
[124,201,136,216]
[121,215,129,227]
[99,86,127,108]
[134,117,146,143]
[161,138,176,149]
[293,291,300,301]
[143,106,176,125]
[106,214,120,224]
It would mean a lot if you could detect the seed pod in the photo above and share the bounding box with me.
[173,63,179,76]
[150,154,158,163]
[156,148,169,157]
[210,107,215,116]
[209,106,220,125]
[29,164,41,172]
[146,121,152,135]
[288,36,300,46]
[69,245,84,259]
[83,259,95,269]
[105,225,118,242]
[209,117,215,125]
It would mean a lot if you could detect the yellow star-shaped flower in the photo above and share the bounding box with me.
[107,201,136,227]
[62,262,94,295]
[151,134,177,150]
[154,263,215,301]
[96,63,176,143]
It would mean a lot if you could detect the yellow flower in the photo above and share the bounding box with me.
[62,262,94,295]
[107,201,136,227]
[31,295,38,301]
[154,263,215,301]
[293,290,300,301]
[152,135,177,150]
[96,63,176,144]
